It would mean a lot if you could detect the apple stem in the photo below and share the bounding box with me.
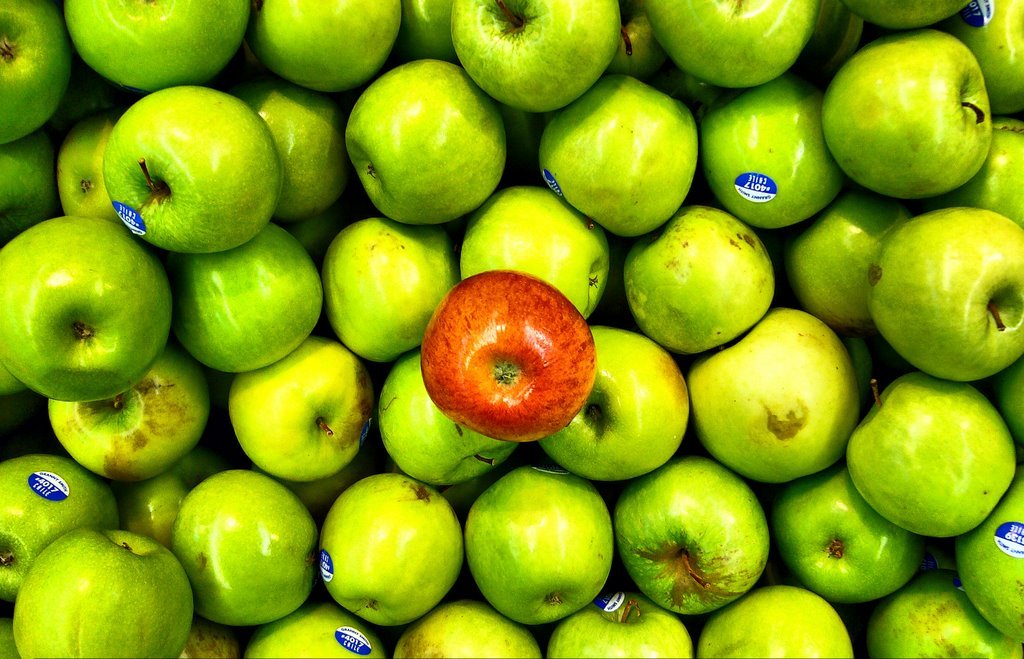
[316,417,335,436]
[137,158,168,196]
[870,377,881,408]
[473,454,495,465]
[495,0,525,29]
[251,0,264,12]
[962,101,986,124]
[620,26,633,57]
[0,551,12,566]
[620,598,641,622]
[120,541,133,552]
[989,301,1007,331]
[680,550,710,590]
[0,40,13,62]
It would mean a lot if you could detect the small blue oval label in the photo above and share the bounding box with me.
[952,576,966,591]
[113,201,146,235]
[960,0,995,27]
[359,418,372,448]
[28,471,69,501]
[335,626,372,656]
[734,172,778,203]
[542,169,564,197]
[919,552,939,571]
[594,591,626,612]
[319,548,334,583]
[995,521,1024,558]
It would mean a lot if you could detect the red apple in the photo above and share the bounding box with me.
[420,270,596,442]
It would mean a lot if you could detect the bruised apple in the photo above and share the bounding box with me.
[420,270,596,442]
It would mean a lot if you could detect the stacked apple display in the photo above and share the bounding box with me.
[3,0,1024,656]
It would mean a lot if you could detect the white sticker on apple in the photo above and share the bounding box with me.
[542,169,564,197]
[334,626,372,656]
[734,172,778,203]
[960,0,995,27]
[27,471,70,502]
[319,548,334,583]
[113,201,147,235]
[953,576,966,591]
[594,591,626,612]
[994,521,1024,558]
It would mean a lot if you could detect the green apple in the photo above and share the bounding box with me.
[393,0,458,62]
[771,462,925,604]
[346,59,505,225]
[244,600,387,659]
[841,0,978,28]
[942,0,1024,114]
[847,371,1017,537]
[0,129,59,244]
[171,469,318,626]
[0,618,12,659]
[231,76,349,222]
[459,185,611,318]
[623,205,774,354]
[784,189,911,337]
[538,74,698,238]
[103,85,283,254]
[0,215,172,402]
[180,616,241,659]
[606,0,668,80]
[539,326,688,481]
[13,528,193,658]
[438,449,527,521]
[451,0,621,112]
[701,72,845,230]
[246,0,401,92]
[614,455,769,615]
[55,108,123,223]
[794,0,864,83]
[0,362,23,397]
[994,355,1024,445]
[167,222,323,373]
[822,29,992,199]
[867,206,1024,381]
[465,465,614,625]
[229,336,375,482]
[644,0,819,89]
[696,585,854,658]
[394,599,542,658]
[319,473,463,625]
[0,453,119,601]
[866,569,1023,657]
[688,308,861,483]
[546,591,694,658]
[48,342,210,482]
[377,349,518,486]
[321,216,459,362]
[0,0,71,145]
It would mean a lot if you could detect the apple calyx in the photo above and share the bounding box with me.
[989,301,1007,331]
[620,27,633,57]
[493,360,521,387]
[826,538,845,559]
[495,0,525,31]
[0,39,14,63]
[80,178,93,194]
[316,416,335,436]
[72,320,94,340]
[0,551,12,567]
[119,541,133,552]
[111,393,125,410]
[961,101,986,125]
[137,158,169,202]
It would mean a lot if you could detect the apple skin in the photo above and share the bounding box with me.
[0,129,60,244]
[847,371,1017,538]
[841,0,979,28]
[994,355,1024,445]
[606,0,668,80]
[180,616,241,659]
[171,469,318,626]
[538,74,699,238]
[794,0,864,84]
[103,85,283,254]
[941,0,1024,114]
[696,585,854,658]
[0,0,71,145]
[0,453,119,602]
[393,0,458,62]
[13,528,193,659]
[451,0,621,113]
[866,206,1024,382]
[644,0,819,89]
[539,326,688,481]
[822,29,992,199]
[319,473,463,626]
[167,222,323,374]
[55,108,122,223]
[0,618,12,658]
[244,601,387,659]
[420,270,597,442]
[393,599,542,659]
[0,215,172,402]
[321,216,459,363]
[346,59,506,225]
[229,335,375,482]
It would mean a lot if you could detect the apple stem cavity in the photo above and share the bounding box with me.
[137,158,169,199]
[316,417,335,436]
[495,0,525,31]
[989,301,1007,331]
[962,101,986,124]
[620,26,633,56]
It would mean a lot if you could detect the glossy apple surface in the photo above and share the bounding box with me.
[244,601,386,659]
[55,108,121,223]
[941,0,1024,114]
[842,0,977,28]
[606,0,667,79]
[393,599,541,659]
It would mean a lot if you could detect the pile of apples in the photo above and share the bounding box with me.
[2,0,1024,657]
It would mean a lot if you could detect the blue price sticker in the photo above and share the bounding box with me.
[995,521,1024,558]
[594,591,626,612]
[319,548,334,583]
[334,627,373,656]
[734,172,778,203]
[28,471,69,501]
[542,168,564,196]
[113,201,146,235]
[960,0,995,27]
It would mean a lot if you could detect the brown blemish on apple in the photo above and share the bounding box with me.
[197,552,208,571]
[411,482,432,502]
[827,538,844,559]
[638,543,742,608]
[729,238,740,249]
[868,264,882,286]
[764,402,808,440]
[305,551,317,567]
[740,233,756,248]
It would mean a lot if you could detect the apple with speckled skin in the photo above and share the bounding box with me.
[55,108,122,223]
[244,601,387,659]
[394,599,542,659]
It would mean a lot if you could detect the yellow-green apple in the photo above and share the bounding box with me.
[0,129,59,244]
[846,371,1017,537]
[614,455,769,615]
[13,528,193,658]
[0,0,70,144]
[0,453,118,601]
[696,585,854,657]
[464,465,614,624]
[321,216,459,363]
[539,326,688,481]
[546,592,694,658]
[103,85,283,253]
[171,469,318,626]
[245,0,400,93]
[167,222,322,373]
[55,108,122,223]
[994,356,1024,445]
[771,462,925,604]
[319,473,463,625]
[231,76,349,222]
[606,0,667,79]
[459,186,610,318]
[941,1,1024,114]
[701,72,845,230]
[180,617,241,659]
[794,0,864,83]
[393,599,542,659]
[822,29,992,199]
[0,215,172,402]
[393,0,458,62]
[451,0,620,112]
[644,0,819,88]
[623,205,774,355]
[377,349,518,486]
[840,0,978,28]
[420,270,597,442]
[346,59,505,225]
[244,601,386,658]
[538,74,698,237]
[866,207,1024,381]
[228,336,375,482]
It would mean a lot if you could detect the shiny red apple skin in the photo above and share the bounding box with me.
[420,270,596,442]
